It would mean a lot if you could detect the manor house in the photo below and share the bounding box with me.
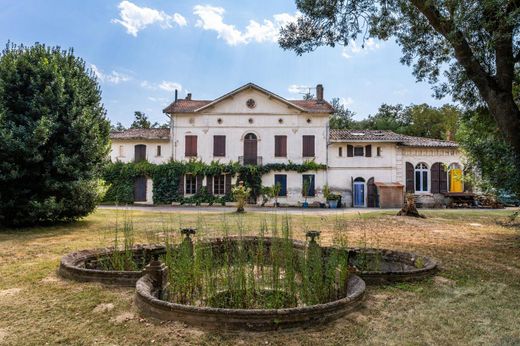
[109,83,466,208]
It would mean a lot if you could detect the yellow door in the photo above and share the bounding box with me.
[449,169,463,192]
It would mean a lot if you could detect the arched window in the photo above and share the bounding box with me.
[415,163,428,192]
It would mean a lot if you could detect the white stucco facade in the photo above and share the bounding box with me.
[109,83,466,207]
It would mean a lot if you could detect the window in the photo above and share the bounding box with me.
[377,147,382,157]
[415,163,429,192]
[302,135,315,157]
[185,135,197,157]
[118,145,124,157]
[274,174,287,197]
[274,135,287,157]
[185,174,197,195]
[213,174,225,195]
[338,147,343,157]
[302,174,315,197]
[213,135,226,157]
[156,145,162,157]
[134,144,146,163]
[354,146,364,157]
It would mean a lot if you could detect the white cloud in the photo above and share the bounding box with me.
[193,5,298,46]
[141,80,182,92]
[342,38,381,59]
[288,84,311,95]
[90,64,130,84]
[112,1,187,37]
[341,97,354,107]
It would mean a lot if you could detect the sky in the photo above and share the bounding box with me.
[0,0,453,125]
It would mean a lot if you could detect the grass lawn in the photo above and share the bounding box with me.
[1,208,519,345]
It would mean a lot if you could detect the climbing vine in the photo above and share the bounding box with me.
[102,160,326,204]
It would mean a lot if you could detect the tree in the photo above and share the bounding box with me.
[111,122,126,132]
[404,104,460,140]
[329,97,355,129]
[279,0,520,161]
[129,111,168,129]
[358,103,410,133]
[0,43,110,227]
[457,108,520,198]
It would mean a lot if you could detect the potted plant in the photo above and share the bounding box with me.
[323,184,340,208]
[231,181,251,213]
[272,182,281,207]
[301,179,311,208]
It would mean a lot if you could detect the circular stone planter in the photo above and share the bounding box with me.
[347,248,438,284]
[135,273,365,331]
[58,244,166,286]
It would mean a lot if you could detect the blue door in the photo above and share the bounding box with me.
[354,182,365,207]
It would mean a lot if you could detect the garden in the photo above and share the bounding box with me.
[1,208,519,344]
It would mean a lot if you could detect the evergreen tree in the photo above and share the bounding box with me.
[0,43,110,226]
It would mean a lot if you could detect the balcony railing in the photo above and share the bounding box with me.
[239,156,263,166]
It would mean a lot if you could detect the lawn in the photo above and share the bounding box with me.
[0,208,519,345]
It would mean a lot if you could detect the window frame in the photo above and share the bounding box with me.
[213,174,226,195]
[302,174,316,197]
[156,145,162,157]
[414,163,429,192]
[185,174,197,195]
[185,135,198,157]
[338,146,343,157]
[274,135,287,157]
[274,174,288,197]
[302,135,315,157]
[213,135,226,157]
[353,146,364,157]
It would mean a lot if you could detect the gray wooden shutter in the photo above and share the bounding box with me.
[439,164,448,193]
[347,145,354,157]
[405,162,414,193]
[365,145,372,157]
[367,177,376,207]
[207,176,213,195]
[302,135,315,157]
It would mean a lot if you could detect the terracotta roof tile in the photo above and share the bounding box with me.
[110,128,170,140]
[329,129,458,148]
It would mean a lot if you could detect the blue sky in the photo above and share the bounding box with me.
[0,0,452,125]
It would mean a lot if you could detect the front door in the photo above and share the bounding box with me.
[134,176,147,202]
[449,169,463,192]
[353,182,365,207]
[243,133,258,165]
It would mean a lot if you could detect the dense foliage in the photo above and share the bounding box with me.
[102,160,326,205]
[111,111,168,131]
[280,0,520,161]
[457,108,520,198]
[0,43,110,226]
[331,101,460,141]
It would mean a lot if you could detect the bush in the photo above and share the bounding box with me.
[0,43,110,226]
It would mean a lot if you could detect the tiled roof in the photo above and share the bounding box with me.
[290,100,334,113]
[163,99,211,113]
[162,83,334,114]
[329,129,458,148]
[110,128,170,140]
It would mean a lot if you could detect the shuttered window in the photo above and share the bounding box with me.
[213,135,226,157]
[302,174,315,197]
[354,146,364,156]
[365,145,372,157]
[134,144,146,163]
[213,174,226,195]
[338,147,343,157]
[405,162,414,193]
[156,145,161,157]
[274,174,287,197]
[431,162,448,193]
[185,174,197,195]
[347,145,354,157]
[302,135,315,157]
[185,135,197,157]
[274,135,287,157]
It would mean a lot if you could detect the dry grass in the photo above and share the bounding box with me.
[1,208,520,345]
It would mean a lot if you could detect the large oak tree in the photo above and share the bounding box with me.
[279,0,520,159]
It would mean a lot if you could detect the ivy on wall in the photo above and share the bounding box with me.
[102,160,326,205]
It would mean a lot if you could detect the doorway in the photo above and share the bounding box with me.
[243,133,258,165]
[353,177,365,207]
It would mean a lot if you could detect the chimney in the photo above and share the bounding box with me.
[316,84,324,102]
[185,93,192,100]
[174,89,178,101]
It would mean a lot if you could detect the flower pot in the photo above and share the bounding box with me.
[328,200,338,209]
